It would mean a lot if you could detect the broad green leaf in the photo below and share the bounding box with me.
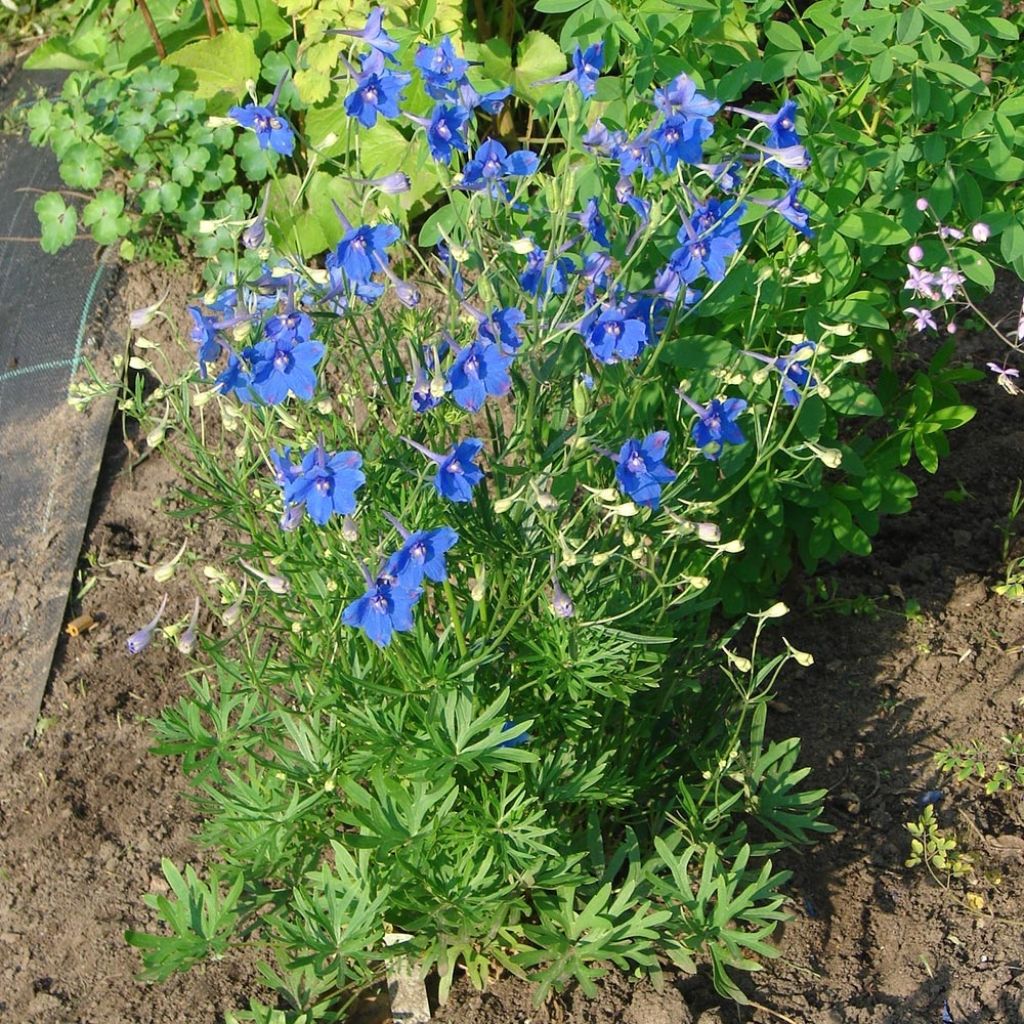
[514,31,565,97]
[82,190,129,245]
[836,210,910,245]
[825,380,883,417]
[163,28,260,101]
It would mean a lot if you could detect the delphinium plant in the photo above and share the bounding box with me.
[112,10,977,1021]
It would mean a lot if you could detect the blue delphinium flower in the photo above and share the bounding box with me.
[404,436,486,503]
[572,197,610,247]
[342,573,421,647]
[649,114,714,172]
[285,442,365,525]
[459,139,539,192]
[424,103,470,164]
[519,246,574,298]
[213,352,254,403]
[771,183,814,238]
[457,81,511,114]
[683,394,748,460]
[332,7,399,61]
[188,306,223,379]
[344,50,410,128]
[614,178,651,227]
[581,307,648,364]
[617,133,654,179]
[498,720,532,747]
[228,100,295,156]
[670,199,745,283]
[653,72,721,119]
[384,525,459,587]
[776,341,817,406]
[435,241,465,298]
[247,326,324,405]
[448,339,513,411]
[482,306,526,351]
[327,221,401,288]
[728,99,800,148]
[126,594,168,654]
[415,36,470,99]
[612,432,677,509]
[536,42,603,98]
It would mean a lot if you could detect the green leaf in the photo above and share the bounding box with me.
[82,190,128,245]
[825,380,884,417]
[163,28,260,101]
[957,251,994,290]
[535,0,589,11]
[919,6,978,57]
[836,209,910,245]
[35,193,79,253]
[925,60,984,93]
[514,31,566,97]
[765,21,802,51]
[59,142,104,189]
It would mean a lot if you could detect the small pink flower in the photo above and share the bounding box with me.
[987,362,1022,395]
[971,222,991,242]
[938,225,964,240]
[908,244,924,263]
[916,197,929,211]
[937,266,965,300]
[904,264,939,300]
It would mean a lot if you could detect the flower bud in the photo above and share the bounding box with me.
[222,600,242,627]
[971,222,991,242]
[622,527,635,547]
[593,551,612,566]
[696,522,721,543]
[785,640,815,666]
[509,237,536,255]
[908,244,924,263]
[177,597,201,655]
[946,321,957,334]
[724,648,752,673]
[126,595,168,655]
[342,515,358,542]
[808,442,843,469]
[718,539,745,553]
[758,602,790,619]
[551,579,574,618]
[684,574,709,589]
[916,197,929,211]
[535,490,558,512]
[470,577,486,602]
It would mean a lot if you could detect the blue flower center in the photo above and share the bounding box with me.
[627,451,645,473]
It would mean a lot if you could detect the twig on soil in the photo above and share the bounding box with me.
[746,999,802,1024]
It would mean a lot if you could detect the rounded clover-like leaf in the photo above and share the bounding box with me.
[58,141,104,189]
[35,192,78,253]
[82,190,130,245]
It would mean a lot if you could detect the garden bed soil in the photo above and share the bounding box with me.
[1,259,1022,1024]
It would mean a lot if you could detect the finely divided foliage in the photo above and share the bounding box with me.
[115,5,998,1021]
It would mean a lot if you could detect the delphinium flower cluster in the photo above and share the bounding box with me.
[126,9,850,1012]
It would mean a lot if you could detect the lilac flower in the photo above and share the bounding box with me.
[415,36,470,99]
[459,139,539,192]
[126,594,168,654]
[987,362,1021,395]
[937,266,965,300]
[285,442,365,525]
[904,264,939,300]
[384,524,459,587]
[572,197,610,247]
[611,432,677,509]
[448,339,513,411]
[342,573,421,647]
[332,7,399,60]
[404,436,486,503]
[327,222,401,286]
[649,114,714,172]
[424,103,470,164]
[653,73,720,119]
[247,328,324,404]
[188,306,222,379]
[344,50,410,128]
[519,246,574,297]
[228,100,295,156]
[905,306,937,332]
[581,307,648,364]
[682,394,748,460]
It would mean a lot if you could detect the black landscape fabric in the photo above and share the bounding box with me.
[0,69,116,754]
